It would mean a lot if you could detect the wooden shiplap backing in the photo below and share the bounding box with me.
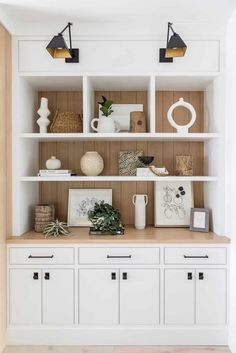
[39,91,204,225]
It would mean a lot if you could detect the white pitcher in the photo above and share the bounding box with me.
[91,116,120,133]
[132,194,148,230]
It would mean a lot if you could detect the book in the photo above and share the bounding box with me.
[39,169,73,174]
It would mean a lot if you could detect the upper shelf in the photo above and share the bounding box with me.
[20,133,219,142]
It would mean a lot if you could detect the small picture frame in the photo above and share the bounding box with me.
[67,189,112,227]
[190,208,210,232]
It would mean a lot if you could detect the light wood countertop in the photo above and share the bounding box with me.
[7,227,230,244]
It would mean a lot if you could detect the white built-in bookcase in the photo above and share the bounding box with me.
[12,72,224,236]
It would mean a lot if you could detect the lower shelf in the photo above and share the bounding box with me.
[20,176,218,182]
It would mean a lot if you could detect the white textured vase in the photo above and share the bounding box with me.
[37,97,51,133]
[80,151,104,176]
[132,194,148,230]
[46,156,61,170]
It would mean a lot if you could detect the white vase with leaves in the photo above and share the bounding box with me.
[37,97,51,133]
[91,96,120,133]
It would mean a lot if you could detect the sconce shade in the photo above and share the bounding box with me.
[46,33,72,59]
[165,33,187,58]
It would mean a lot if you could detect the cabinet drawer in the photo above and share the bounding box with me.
[79,247,159,264]
[9,247,74,265]
[164,247,227,265]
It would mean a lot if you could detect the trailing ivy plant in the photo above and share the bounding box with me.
[43,219,71,238]
[88,201,123,234]
[98,96,114,117]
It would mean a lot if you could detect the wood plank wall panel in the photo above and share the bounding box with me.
[0,23,11,351]
[39,91,204,225]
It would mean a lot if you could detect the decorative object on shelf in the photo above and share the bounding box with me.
[190,208,210,233]
[119,150,143,176]
[99,104,143,131]
[138,156,154,166]
[37,97,51,133]
[50,110,82,133]
[45,156,62,170]
[43,219,70,238]
[34,204,55,233]
[137,166,169,177]
[132,194,148,230]
[159,22,187,63]
[67,189,112,226]
[154,181,193,227]
[130,111,147,133]
[46,22,79,63]
[91,96,120,133]
[88,201,124,235]
[80,151,104,176]
[176,155,193,176]
[167,98,196,133]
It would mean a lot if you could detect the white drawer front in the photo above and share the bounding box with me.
[79,247,160,264]
[9,247,74,265]
[164,247,227,265]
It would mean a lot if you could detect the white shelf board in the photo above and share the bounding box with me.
[20,176,218,182]
[20,133,219,142]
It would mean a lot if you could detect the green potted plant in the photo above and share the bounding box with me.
[43,219,71,238]
[88,201,124,235]
[91,96,120,133]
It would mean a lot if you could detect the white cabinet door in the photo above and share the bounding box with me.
[120,269,159,325]
[196,269,226,324]
[9,269,41,325]
[79,269,119,325]
[164,269,195,324]
[42,269,74,325]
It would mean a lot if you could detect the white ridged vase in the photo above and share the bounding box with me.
[132,194,148,230]
[80,151,104,176]
[37,97,51,133]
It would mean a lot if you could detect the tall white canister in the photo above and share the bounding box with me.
[132,194,148,230]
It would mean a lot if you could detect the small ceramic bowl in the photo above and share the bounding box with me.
[138,156,154,166]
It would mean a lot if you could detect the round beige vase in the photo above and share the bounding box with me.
[80,151,104,176]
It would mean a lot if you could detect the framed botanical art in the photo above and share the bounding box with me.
[154,181,194,227]
[67,189,112,226]
[190,208,210,232]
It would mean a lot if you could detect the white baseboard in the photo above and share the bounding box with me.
[229,328,236,353]
[7,327,228,346]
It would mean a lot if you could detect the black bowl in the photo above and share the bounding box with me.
[138,156,154,166]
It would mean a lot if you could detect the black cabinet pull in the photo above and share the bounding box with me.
[199,272,204,280]
[28,255,54,259]
[107,255,132,259]
[111,272,116,280]
[44,272,50,280]
[33,272,38,280]
[187,272,193,280]
[184,255,208,259]
[122,272,128,280]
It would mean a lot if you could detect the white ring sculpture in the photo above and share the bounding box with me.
[167,97,196,134]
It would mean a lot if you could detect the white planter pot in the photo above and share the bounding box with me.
[91,116,120,133]
[80,151,104,176]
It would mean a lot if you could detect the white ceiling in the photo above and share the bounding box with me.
[0,0,236,36]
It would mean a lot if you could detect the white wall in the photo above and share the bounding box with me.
[226,10,236,353]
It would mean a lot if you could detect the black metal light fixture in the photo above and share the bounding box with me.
[46,22,79,63]
[159,22,187,63]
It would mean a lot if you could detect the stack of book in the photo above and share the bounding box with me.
[38,170,74,177]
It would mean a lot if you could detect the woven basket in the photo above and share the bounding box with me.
[50,110,83,133]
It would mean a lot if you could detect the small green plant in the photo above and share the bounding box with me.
[98,96,114,117]
[43,219,71,238]
[88,201,123,234]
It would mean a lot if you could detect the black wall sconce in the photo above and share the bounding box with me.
[159,22,187,63]
[46,22,79,63]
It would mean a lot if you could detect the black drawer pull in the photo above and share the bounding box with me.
[111,272,116,280]
[122,272,128,280]
[199,272,204,280]
[44,272,50,280]
[184,255,209,259]
[107,255,132,259]
[33,272,39,280]
[187,272,193,280]
[28,255,54,259]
